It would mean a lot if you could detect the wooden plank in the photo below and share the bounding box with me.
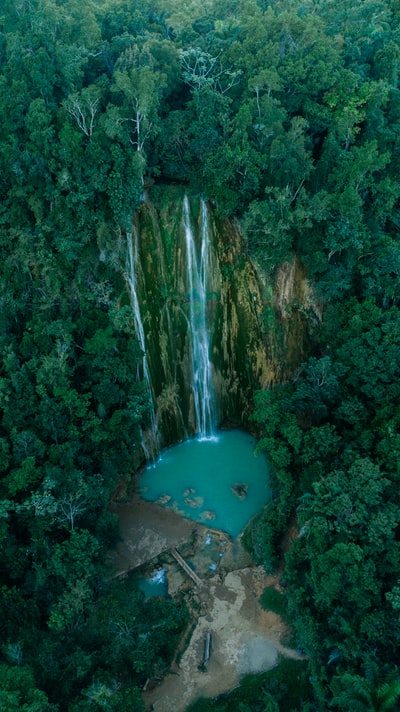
[170,548,203,587]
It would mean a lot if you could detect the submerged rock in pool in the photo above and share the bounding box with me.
[185,496,204,508]
[183,487,196,497]
[158,494,172,505]
[200,510,216,521]
[232,483,248,499]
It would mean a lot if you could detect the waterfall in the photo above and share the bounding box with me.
[183,196,216,439]
[126,228,159,461]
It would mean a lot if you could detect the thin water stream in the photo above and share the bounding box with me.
[183,196,216,439]
[126,227,159,460]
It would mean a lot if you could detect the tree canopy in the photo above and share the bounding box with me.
[1,0,400,709]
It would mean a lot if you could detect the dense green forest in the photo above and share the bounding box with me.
[1,0,400,709]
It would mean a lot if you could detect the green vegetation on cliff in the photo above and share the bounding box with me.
[1,0,400,709]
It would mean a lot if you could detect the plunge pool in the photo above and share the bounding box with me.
[139,430,270,538]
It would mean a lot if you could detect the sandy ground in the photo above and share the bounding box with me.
[108,497,303,711]
[107,497,205,574]
[144,567,301,712]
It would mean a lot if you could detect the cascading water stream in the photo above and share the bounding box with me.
[183,196,216,439]
[126,228,159,461]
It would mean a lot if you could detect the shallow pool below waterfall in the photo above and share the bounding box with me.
[139,430,271,538]
[139,567,169,599]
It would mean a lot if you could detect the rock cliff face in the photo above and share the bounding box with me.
[127,189,313,450]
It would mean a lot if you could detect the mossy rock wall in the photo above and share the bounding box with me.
[129,189,313,446]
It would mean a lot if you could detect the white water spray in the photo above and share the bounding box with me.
[150,567,167,584]
[183,197,216,439]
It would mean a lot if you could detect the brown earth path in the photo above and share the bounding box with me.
[107,496,206,575]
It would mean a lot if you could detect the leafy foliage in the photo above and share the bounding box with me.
[1,0,400,709]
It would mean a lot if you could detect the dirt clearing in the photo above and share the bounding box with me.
[144,567,302,712]
[108,497,303,711]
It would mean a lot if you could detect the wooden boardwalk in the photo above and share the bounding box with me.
[170,548,204,587]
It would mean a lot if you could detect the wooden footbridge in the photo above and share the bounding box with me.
[170,548,204,587]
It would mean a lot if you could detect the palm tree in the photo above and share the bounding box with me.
[330,672,400,711]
